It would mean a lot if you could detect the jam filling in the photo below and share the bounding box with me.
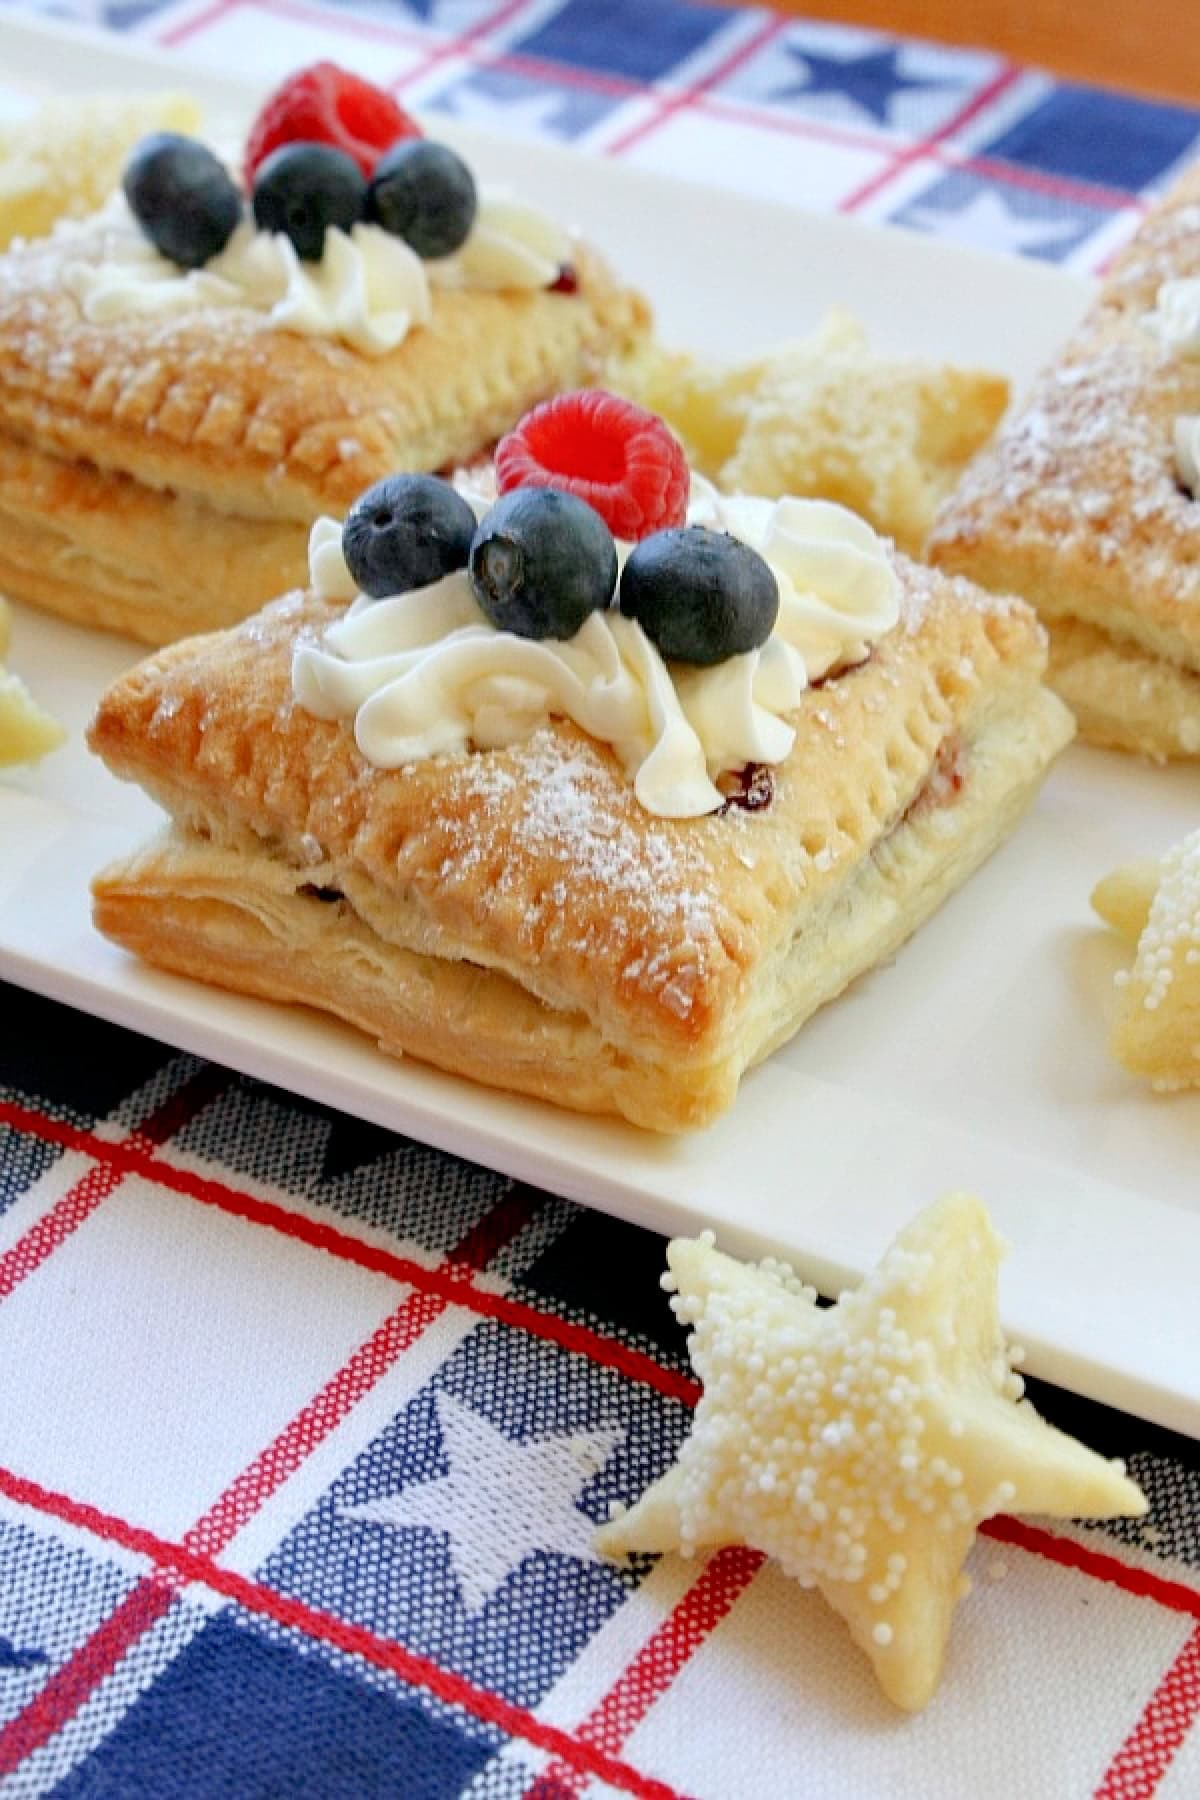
[299,883,345,903]
[901,734,965,823]
[717,762,775,815]
[549,262,579,294]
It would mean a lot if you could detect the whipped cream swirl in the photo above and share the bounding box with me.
[1153,278,1200,359]
[1176,415,1200,499]
[292,482,899,819]
[61,187,572,356]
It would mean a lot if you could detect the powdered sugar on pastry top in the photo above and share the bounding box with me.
[292,480,902,818]
[930,166,1200,611]
[930,331,1200,591]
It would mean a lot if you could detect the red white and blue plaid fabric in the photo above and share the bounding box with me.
[1,2,1200,1795]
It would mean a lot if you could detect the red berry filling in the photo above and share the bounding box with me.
[243,63,422,187]
[495,390,689,542]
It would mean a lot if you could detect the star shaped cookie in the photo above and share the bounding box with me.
[1093,828,1200,1090]
[596,1194,1146,1711]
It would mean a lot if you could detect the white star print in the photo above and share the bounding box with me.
[343,1392,622,1613]
[905,191,1081,256]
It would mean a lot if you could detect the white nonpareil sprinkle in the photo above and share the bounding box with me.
[1128,827,1200,1012]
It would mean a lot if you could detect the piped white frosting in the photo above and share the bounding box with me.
[1154,277,1200,359]
[1175,414,1200,498]
[292,480,900,818]
[60,185,572,356]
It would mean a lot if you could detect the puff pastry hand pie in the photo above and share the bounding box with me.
[1093,828,1200,1089]
[927,162,1200,760]
[0,82,648,647]
[86,416,1072,1131]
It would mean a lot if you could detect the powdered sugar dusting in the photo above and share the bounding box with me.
[442,728,719,1021]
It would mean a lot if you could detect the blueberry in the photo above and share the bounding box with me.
[366,141,477,260]
[618,527,779,666]
[123,133,241,270]
[342,475,478,598]
[469,490,617,641]
[252,142,365,262]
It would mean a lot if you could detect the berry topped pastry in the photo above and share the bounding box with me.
[0,64,648,646]
[88,394,1073,1130]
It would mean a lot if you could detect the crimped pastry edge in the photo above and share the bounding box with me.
[0,239,651,525]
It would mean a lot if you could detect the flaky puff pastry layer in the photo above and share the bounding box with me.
[0,237,648,642]
[88,560,1072,1131]
[927,162,1200,759]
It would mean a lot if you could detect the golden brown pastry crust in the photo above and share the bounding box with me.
[0,237,648,518]
[0,234,649,641]
[927,163,1200,756]
[88,559,1072,1130]
[0,435,309,642]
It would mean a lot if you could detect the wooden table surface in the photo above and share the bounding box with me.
[773,0,1200,106]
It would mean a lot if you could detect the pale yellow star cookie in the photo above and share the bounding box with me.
[1093,830,1200,1090]
[596,1194,1145,1712]
[0,93,201,249]
[0,597,64,766]
[613,310,1008,555]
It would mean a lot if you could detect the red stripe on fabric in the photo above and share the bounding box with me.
[0,1066,225,1302]
[528,1547,765,1799]
[186,1185,533,1558]
[390,0,534,96]
[185,1288,443,1559]
[1095,1625,1200,1800]
[0,1579,174,1776]
[0,1466,685,1800]
[603,13,787,160]
[0,1180,535,1777]
[526,1508,1200,1799]
[837,61,1025,215]
[981,1517,1200,1621]
[0,1101,701,1407]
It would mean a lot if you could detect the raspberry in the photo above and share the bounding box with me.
[495,390,689,542]
[243,63,421,188]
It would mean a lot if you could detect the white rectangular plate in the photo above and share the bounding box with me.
[2,19,1198,1437]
